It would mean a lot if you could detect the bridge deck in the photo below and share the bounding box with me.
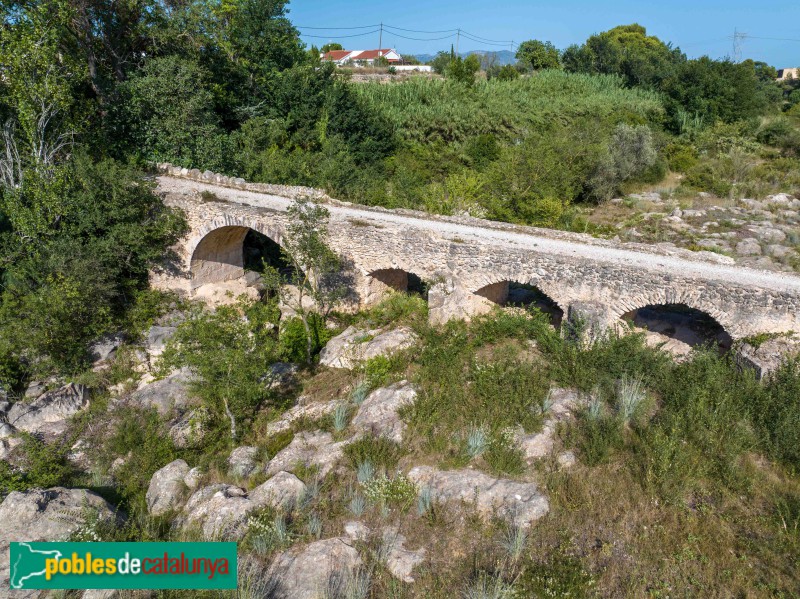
[157,176,800,295]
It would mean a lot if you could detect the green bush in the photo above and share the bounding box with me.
[344,436,402,473]
[103,407,177,508]
[279,313,334,363]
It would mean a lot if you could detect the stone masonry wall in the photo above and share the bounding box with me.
[151,165,800,339]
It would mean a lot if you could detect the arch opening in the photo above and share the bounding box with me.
[243,229,297,282]
[369,268,430,300]
[190,225,295,291]
[474,281,564,328]
[621,304,733,353]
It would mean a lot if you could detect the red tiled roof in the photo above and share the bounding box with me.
[354,49,397,60]
[322,50,352,61]
[321,49,401,62]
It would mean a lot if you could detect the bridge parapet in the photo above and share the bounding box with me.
[151,169,800,341]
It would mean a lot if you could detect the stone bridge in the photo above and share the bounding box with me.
[152,167,800,341]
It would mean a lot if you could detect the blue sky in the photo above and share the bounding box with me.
[289,0,800,67]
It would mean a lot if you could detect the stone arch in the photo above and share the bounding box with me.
[365,267,432,302]
[472,277,566,327]
[188,217,286,290]
[612,288,736,349]
[609,288,737,338]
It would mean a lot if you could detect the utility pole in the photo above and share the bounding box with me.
[379,22,383,49]
[733,27,747,62]
[456,28,460,55]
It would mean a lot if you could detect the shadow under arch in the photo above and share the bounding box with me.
[369,268,430,300]
[620,303,733,352]
[191,225,291,289]
[474,280,564,327]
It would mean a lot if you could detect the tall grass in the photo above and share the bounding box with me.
[354,71,664,145]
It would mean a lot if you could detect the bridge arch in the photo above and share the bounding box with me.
[473,278,566,327]
[188,217,286,289]
[609,288,738,337]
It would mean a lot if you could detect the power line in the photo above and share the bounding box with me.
[383,31,458,42]
[295,24,380,30]
[383,24,459,34]
[743,35,800,43]
[460,29,513,44]
[301,30,381,39]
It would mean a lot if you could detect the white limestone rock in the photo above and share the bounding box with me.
[6,383,89,436]
[266,537,363,599]
[0,488,118,594]
[249,471,307,510]
[319,326,417,369]
[266,398,339,436]
[146,459,191,516]
[514,388,579,461]
[129,367,194,416]
[228,446,261,478]
[735,238,762,256]
[382,528,426,583]
[350,381,417,443]
[265,431,347,478]
[407,466,549,528]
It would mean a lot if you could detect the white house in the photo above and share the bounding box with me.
[321,48,402,66]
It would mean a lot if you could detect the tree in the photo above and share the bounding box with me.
[429,50,453,75]
[448,54,481,85]
[159,301,280,443]
[661,57,774,128]
[516,40,560,71]
[263,198,350,365]
[562,24,684,88]
[497,65,520,81]
[116,56,227,169]
[321,43,343,53]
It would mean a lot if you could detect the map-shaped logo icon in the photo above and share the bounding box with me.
[10,543,63,589]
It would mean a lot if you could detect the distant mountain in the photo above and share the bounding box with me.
[414,49,516,66]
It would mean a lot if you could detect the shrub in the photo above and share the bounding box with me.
[361,474,417,509]
[104,407,177,508]
[344,436,402,473]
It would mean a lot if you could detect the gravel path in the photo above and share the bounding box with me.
[157,176,800,294]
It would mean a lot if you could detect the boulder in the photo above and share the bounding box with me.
[382,528,425,583]
[748,226,786,244]
[266,398,339,436]
[144,325,177,360]
[319,326,417,370]
[249,472,307,510]
[0,488,118,594]
[407,466,549,528]
[350,381,417,443]
[514,388,579,461]
[24,380,47,399]
[735,336,800,380]
[184,467,203,490]
[181,475,304,540]
[146,459,191,516]
[89,334,124,364]
[343,521,370,543]
[735,238,762,256]
[266,537,363,599]
[7,383,89,436]
[129,367,194,416]
[181,484,253,540]
[227,446,261,478]
[265,431,347,478]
